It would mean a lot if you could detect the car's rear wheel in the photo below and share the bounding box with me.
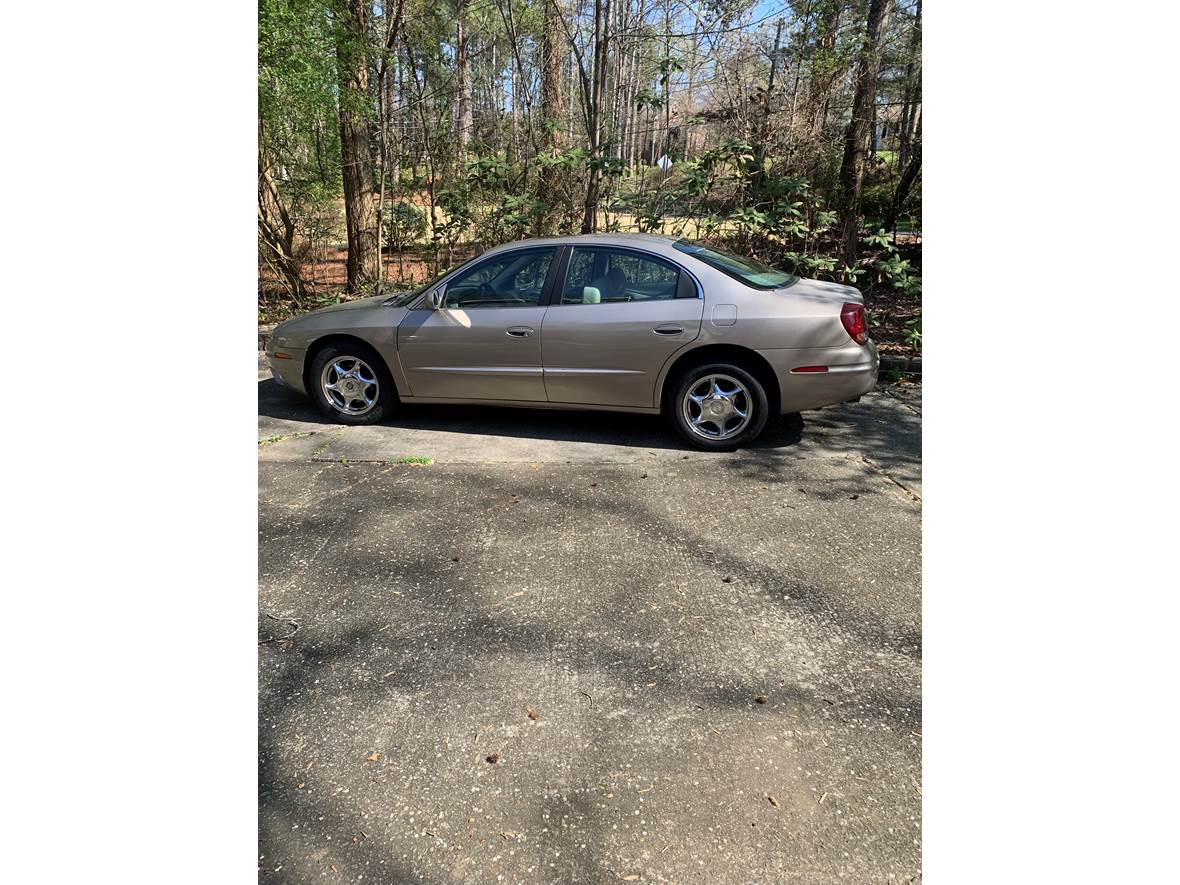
[308,342,396,425]
[668,362,769,450]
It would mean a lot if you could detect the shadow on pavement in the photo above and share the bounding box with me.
[258,458,921,881]
[258,376,805,452]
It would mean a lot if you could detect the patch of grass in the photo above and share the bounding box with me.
[310,435,338,458]
[258,431,313,447]
[389,456,434,466]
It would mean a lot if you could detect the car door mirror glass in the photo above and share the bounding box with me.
[429,285,447,310]
[582,286,601,304]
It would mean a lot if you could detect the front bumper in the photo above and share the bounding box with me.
[265,345,308,395]
[760,340,879,413]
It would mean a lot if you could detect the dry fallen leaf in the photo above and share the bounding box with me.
[623,876,641,881]
[366,752,382,762]
[486,752,501,764]
[755,695,768,704]
[330,865,338,873]
[296,782,305,789]
[527,707,541,721]
[767,795,780,807]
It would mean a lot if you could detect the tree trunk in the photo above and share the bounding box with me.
[456,4,471,165]
[898,0,922,170]
[258,162,306,306]
[540,0,568,232]
[885,111,921,232]
[807,0,844,143]
[752,17,784,200]
[581,0,612,233]
[540,0,566,145]
[836,0,892,266]
[335,0,379,293]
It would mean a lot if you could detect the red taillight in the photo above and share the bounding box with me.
[841,302,867,344]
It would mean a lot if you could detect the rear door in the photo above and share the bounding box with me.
[540,245,704,408]
[397,247,557,401]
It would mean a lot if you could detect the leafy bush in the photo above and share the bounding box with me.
[861,178,921,227]
[904,316,922,349]
[383,201,426,251]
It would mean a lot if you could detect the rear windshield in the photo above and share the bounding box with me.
[673,240,796,290]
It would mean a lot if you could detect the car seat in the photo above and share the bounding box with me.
[588,267,627,301]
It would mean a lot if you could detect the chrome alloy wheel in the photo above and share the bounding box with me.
[320,356,380,416]
[681,373,753,441]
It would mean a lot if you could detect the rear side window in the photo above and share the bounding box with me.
[672,239,796,289]
[560,247,685,304]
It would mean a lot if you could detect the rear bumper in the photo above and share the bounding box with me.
[265,346,308,395]
[759,340,879,413]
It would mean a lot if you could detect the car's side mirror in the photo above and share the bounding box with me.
[429,285,447,310]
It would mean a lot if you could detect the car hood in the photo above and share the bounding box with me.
[271,294,412,350]
[778,277,864,305]
[305,294,393,315]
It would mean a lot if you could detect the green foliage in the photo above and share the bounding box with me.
[256,0,922,354]
[904,316,922,349]
[862,177,922,227]
[384,202,427,250]
[258,0,340,194]
[862,229,922,296]
[634,88,664,111]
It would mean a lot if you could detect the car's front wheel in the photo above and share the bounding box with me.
[668,362,769,450]
[308,342,396,425]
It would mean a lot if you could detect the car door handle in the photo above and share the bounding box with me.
[505,326,534,337]
[653,325,683,335]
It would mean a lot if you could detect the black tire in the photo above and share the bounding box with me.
[667,361,770,450]
[308,341,396,425]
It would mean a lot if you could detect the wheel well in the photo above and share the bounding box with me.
[302,334,398,394]
[660,344,780,415]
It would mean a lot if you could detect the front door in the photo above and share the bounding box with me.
[397,247,557,401]
[540,246,704,408]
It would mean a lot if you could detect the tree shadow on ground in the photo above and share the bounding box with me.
[259,423,921,880]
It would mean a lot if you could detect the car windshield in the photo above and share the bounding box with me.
[383,271,445,307]
[672,240,796,289]
[382,256,481,307]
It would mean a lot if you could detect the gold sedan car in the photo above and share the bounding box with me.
[266,234,878,450]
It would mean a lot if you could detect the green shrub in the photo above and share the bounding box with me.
[383,201,427,250]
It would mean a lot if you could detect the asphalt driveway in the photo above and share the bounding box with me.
[258,358,921,883]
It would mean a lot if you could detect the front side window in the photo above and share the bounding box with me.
[560,247,682,304]
[443,248,555,308]
[672,239,796,289]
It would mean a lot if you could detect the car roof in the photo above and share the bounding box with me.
[480,232,684,259]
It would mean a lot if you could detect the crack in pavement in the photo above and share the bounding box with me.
[859,454,922,502]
